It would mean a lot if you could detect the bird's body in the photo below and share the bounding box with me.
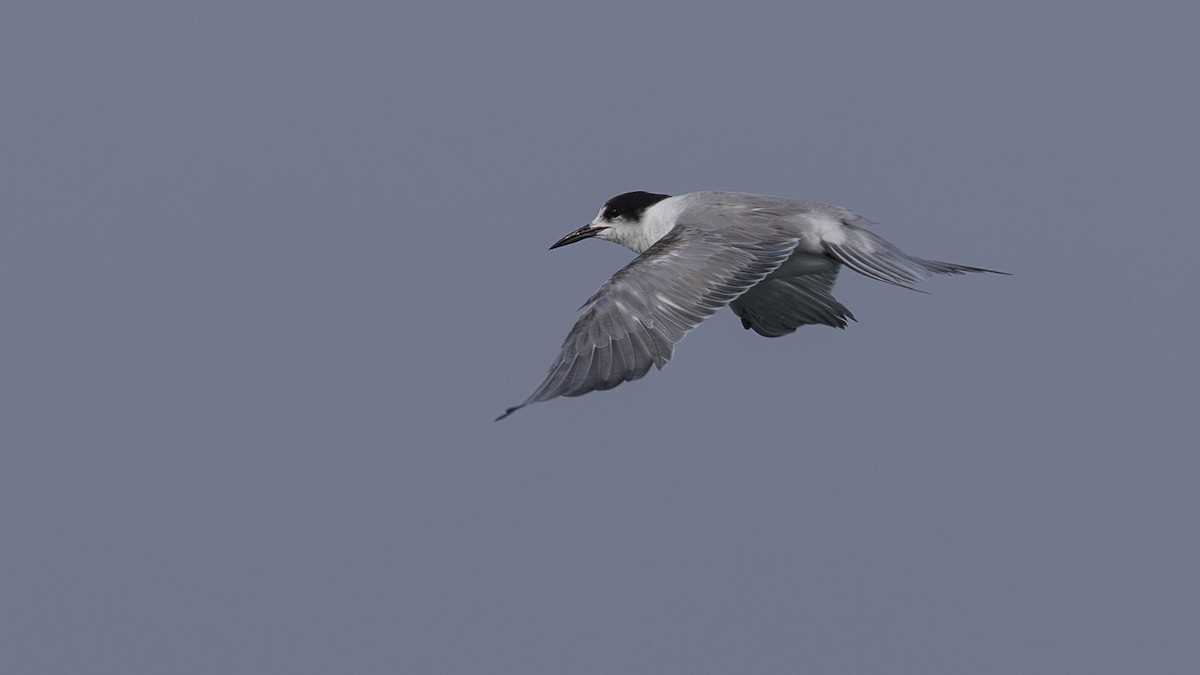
[498,191,1005,419]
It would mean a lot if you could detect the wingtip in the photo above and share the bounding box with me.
[495,405,521,421]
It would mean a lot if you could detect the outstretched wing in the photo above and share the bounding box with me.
[498,222,798,419]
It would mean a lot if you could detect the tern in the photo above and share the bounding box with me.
[498,191,1005,420]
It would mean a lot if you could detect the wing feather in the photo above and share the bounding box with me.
[730,267,856,337]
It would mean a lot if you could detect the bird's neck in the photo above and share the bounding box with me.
[621,197,686,253]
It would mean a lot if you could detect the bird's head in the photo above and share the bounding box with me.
[550,191,673,253]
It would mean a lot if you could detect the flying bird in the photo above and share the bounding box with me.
[498,191,1005,419]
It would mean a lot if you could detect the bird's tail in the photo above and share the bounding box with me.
[824,227,1007,289]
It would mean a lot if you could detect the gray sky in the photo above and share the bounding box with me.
[3,1,1198,673]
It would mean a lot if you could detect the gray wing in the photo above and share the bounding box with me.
[498,223,798,419]
[730,266,855,337]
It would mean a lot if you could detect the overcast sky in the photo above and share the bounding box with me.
[3,1,1198,673]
